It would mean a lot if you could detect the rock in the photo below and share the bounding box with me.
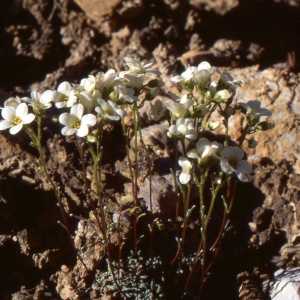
[208,66,300,168]
[188,0,239,15]
[270,268,300,299]
[138,174,176,215]
[72,0,122,20]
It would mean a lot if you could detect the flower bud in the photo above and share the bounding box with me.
[213,90,230,103]
[52,116,59,123]
[129,207,142,216]
[256,121,275,131]
[86,134,97,143]
[147,79,165,88]
[167,132,174,138]
[205,121,220,131]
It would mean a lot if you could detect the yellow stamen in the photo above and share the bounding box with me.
[12,117,22,125]
[72,118,81,129]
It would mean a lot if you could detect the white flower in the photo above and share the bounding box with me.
[171,66,197,84]
[193,62,215,90]
[150,100,167,121]
[95,98,127,121]
[0,103,35,134]
[59,103,96,137]
[124,57,161,75]
[165,94,193,119]
[95,69,121,98]
[168,118,197,140]
[187,138,220,163]
[219,146,252,182]
[80,75,96,93]
[4,96,21,109]
[112,85,139,104]
[53,82,78,108]
[239,100,272,117]
[22,90,53,109]
[78,90,101,114]
[178,156,192,184]
[122,73,146,92]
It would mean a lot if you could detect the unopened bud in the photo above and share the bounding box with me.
[256,121,275,131]
[167,132,174,138]
[52,116,59,123]
[206,121,220,131]
[129,207,142,216]
[86,134,97,143]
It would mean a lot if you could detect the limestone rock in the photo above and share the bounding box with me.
[188,0,239,15]
[270,268,300,300]
[72,0,122,20]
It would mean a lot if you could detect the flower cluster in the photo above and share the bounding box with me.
[150,61,272,184]
[179,139,252,183]
[0,57,162,138]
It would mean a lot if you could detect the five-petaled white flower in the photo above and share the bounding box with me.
[22,90,53,109]
[168,118,197,140]
[0,103,35,134]
[239,100,272,117]
[178,156,192,184]
[124,57,161,75]
[219,146,252,182]
[53,82,78,108]
[95,69,121,98]
[112,85,139,104]
[165,94,193,119]
[95,98,127,121]
[187,138,220,163]
[122,73,146,92]
[59,103,96,137]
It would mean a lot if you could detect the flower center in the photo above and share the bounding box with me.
[12,116,22,125]
[71,118,81,129]
[61,96,69,103]
[104,106,115,116]
[228,157,238,169]
[130,65,144,74]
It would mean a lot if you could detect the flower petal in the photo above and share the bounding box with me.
[2,106,15,121]
[179,173,191,184]
[71,104,84,119]
[82,114,96,127]
[76,124,89,137]
[58,82,72,95]
[236,160,252,174]
[23,113,35,124]
[187,149,200,160]
[59,113,72,126]
[61,126,77,136]
[16,103,29,118]
[9,123,23,134]
[0,120,12,130]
